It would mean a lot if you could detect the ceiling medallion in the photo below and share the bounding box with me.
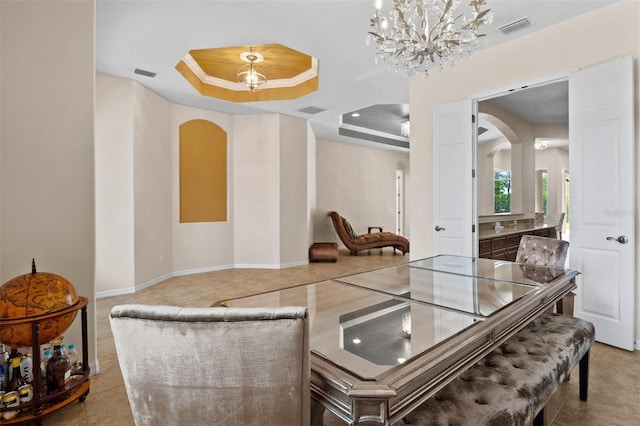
[367,0,493,75]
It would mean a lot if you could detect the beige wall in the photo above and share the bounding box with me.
[1,0,96,367]
[132,83,173,285]
[95,74,135,295]
[410,1,639,340]
[232,114,282,267]
[315,139,410,246]
[279,115,311,266]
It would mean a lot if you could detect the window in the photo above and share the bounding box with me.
[494,169,511,213]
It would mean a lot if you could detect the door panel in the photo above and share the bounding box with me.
[570,56,635,350]
[433,100,473,256]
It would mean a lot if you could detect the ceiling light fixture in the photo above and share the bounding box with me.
[237,51,267,92]
[367,0,493,75]
[535,142,548,150]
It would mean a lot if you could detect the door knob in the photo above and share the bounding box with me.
[606,235,629,244]
[435,226,445,232]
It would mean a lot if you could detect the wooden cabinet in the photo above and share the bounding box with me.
[479,227,554,260]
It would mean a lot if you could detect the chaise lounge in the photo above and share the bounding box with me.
[328,211,409,255]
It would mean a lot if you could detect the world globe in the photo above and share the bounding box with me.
[0,260,79,347]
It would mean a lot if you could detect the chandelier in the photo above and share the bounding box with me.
[237,51,267,92]
[367,0,493,75]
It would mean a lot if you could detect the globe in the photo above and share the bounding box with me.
[0,260,79,347]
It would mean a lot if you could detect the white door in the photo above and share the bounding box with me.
[433,100,473,256]
[570,56,635,350]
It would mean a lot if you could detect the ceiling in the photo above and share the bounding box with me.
[96,0,617,151]
[479,80,569,148]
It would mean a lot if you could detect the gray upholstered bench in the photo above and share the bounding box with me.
[403,313,595,426]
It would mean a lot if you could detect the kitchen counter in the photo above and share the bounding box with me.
[479,224,555,240]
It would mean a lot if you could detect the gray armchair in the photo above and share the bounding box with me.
[110,304,310,426]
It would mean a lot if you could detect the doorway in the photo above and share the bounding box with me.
[476,80,569,254]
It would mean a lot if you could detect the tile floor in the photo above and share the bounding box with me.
[40,249,639,425]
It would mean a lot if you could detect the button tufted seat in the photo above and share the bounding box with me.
[403,313,595,426]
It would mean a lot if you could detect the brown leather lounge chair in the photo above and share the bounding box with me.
[328,211,410,255]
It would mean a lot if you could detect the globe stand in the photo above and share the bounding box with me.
[0,297,90,425]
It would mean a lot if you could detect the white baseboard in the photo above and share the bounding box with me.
[95,273,173,299]
[172,263,234,277]
[95,286,135,298]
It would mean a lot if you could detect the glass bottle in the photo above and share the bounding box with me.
[6,356,26,392]
[45,337,70,393]
[41,349,52,378]
[67,344,81,374]
[21,352,33,383]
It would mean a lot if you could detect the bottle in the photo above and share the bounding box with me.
[21,352,33,383]
[6,357,26,392]
[41,349,52,378]
[67,344,81,374]
[45,338,70,393]
[7,348,22,382]
[0,344,7,391]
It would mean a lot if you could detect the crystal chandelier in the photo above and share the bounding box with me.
[367,0,493,75]
[237,51,267,92]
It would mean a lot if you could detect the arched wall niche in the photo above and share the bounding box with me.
[179,119,228,223]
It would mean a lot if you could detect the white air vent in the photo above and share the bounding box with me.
[497,17,532,35]
[297,106,326,115]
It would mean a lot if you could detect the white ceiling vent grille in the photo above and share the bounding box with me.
[297,106,326,115]
[497,17,532,35]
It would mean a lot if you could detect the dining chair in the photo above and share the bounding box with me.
[515,234,569,269]
[516,235,572,314]
[110,304,310,426]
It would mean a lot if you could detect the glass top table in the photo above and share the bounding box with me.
[219,255,579,425]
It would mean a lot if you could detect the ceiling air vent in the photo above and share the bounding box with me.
[134,68,157,78]
[497,17,532,35]
[297,106,326,115]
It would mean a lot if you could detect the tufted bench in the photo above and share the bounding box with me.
[403,313,595,426]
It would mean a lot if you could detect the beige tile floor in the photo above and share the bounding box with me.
[40,249,639,425]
